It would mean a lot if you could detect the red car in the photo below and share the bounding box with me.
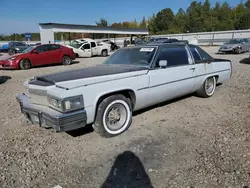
[0,44,76,70]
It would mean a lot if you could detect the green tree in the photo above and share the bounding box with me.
[170,8,187,33]
[139,16,147,28]
[148,14,158,34]
[130,19,139,28]
[111,22,123,28]
[155,8,174,32]
[245,0,250,8]
[202,0,213,31]
[186,1,205,32]
[96,18,108,27]
[233,2,246,29]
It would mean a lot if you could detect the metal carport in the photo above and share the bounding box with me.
[39,23,149,44]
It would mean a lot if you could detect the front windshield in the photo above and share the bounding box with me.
[22,46,35,53]
[103,47,157,67]
[69,40,83,48]
[226,39,241,44]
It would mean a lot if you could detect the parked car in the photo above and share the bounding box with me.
[218,38,250,54]
[0,44,9,53]
[8,41,29,55]
[16,43,232,137]
[0,44,75,69]
[147,38,188,44]
[66,38,110,57]
[102,40,120,51]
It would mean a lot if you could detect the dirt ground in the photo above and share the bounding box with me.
[0,47,250,188]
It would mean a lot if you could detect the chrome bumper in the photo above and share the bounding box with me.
[16,94,87,132]
[218,48,234,52]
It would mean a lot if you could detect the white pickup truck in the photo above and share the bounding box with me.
[66,38,110,57]
[16,43,232,138]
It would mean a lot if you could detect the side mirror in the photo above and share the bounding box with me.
[32,50,38,54]
[159,60,167,68]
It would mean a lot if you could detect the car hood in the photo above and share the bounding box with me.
[0,53,24,61]
[29,65,149,89]
[221,43,241,48]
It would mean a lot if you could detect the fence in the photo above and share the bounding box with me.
[151,29,250,46]
[1,29,250,48]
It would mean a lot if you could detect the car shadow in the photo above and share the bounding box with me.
[33,61,80,69]
[101,151,154,188]
[239,57,250,64]
[0,76,11,84]
[66,124,94,137]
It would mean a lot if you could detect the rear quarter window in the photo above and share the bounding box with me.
[189,45,213,62]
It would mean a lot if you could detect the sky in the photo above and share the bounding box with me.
[0,0,246,34]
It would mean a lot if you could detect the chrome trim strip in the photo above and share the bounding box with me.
[137,69,230,91]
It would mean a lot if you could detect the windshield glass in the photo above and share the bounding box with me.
[69,40,83,48]
[22,46,35,53]
[226,39,241,44]
[103,47,157,67]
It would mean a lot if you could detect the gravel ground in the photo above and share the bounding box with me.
[0,47,250,188]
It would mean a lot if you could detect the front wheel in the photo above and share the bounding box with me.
[234,48,241,54]
[19,59,31,70]
[196,77,216,98]
[93,94,132,138]
[62,56,72,65]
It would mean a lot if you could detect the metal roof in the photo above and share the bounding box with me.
[39,22,148,34]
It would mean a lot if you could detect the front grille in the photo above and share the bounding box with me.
[29,88,48,106]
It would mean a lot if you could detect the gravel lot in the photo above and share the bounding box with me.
[0,47,250,188]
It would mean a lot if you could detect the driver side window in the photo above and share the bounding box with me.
[36,45,48,53]
[81,44,90,50]
[155,46,189,68]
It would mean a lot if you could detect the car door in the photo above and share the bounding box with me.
[80,43,91,57]
[188,45,215,91]
[29,45,50,66]
[90,42,98,56]
[242,39,250,51]
[47,44,63,64]
[147,46,196,105]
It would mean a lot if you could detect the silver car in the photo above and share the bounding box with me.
[218,38,250,54]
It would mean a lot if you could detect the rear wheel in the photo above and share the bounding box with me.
[101,50,108,57]
[62,56,72,65]
[196,77,216,98]
[93,94,132,138]
[19,59,31,70]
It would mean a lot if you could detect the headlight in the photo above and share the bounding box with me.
[15,48,20,51]
[47,95,84,112]
[8,57,16,61]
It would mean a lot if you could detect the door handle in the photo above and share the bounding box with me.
[189,67,196,70]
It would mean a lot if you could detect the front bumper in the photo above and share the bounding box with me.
[0,60,18,69]
[218,48,234,52]
[16,94,87,132]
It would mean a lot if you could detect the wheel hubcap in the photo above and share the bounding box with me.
[23,61,29,69]
[64,57,70,64]
[105,103,127,131]
[205,78,215,95]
